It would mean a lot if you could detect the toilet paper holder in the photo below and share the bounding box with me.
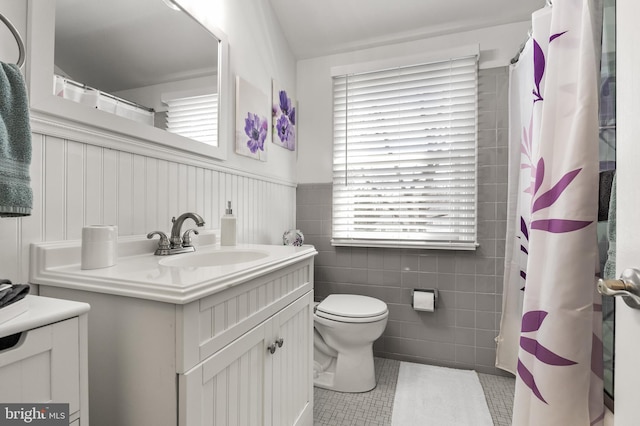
[412,289,438,312]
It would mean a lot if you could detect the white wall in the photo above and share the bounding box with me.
[0,0,298,284]
[179,0,299,183]
[296,21,530,184]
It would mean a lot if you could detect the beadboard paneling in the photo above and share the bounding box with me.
[43,135,66,242]
[65,141,84,240]
[1,132,296,285]
[85,144,103,227]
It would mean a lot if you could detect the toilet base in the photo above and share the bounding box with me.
[312,345,376,393]
[313,371,336,390]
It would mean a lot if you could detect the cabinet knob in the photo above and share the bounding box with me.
[267,338,284,354]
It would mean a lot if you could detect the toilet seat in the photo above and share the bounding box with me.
[315,294,388,323]
[315,310,388,323]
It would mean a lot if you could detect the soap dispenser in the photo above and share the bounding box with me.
[220,201,236,246]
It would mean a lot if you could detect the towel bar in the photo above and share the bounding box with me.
[0,12,25,68]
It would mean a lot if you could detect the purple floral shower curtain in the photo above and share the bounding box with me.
[496,26,536,376]
[508,0,604,424]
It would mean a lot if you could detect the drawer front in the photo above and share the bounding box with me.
[0,318,81,413]
[178,258,314,372]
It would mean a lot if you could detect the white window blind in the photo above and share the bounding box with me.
[332,55,478,250]
[165,93,218,146]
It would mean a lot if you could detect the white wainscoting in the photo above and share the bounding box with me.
[0,133,296,284]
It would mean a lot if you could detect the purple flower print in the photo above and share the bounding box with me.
[530,158,592,233]
[279,90,296,124]
[519,216,529,289]
[288,106,296,125]
[549,31,567,43]
[533,40,545,103]
[244,112,267,153]
[276,114,295,149]
[518,116,534,290]
[518,310,577,403]
[279,90,292,116]
[532,32,568,104]
[273,89,296,151]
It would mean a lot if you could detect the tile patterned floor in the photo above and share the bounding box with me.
[313,358,515,426]
[313,358,400,426]
[477,372,516,426]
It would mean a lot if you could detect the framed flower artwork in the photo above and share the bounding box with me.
[272,80,296,151]
[235,76,269,161]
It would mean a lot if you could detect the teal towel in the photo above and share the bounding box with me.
[603,173,616,279]
[0,61,32,217]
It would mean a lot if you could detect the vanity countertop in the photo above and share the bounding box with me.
[30,234,316,304]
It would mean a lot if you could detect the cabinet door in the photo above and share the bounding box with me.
[0,318,80,413]
[269,292,313,426]
[180,321,269,426]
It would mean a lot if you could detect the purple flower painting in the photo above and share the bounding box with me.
[276,114,295,149]
[272,80,297,151]
[235,76,268,161]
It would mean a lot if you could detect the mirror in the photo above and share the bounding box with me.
[27,0,229,160]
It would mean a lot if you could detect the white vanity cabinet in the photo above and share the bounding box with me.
[34,242,316,426]
[181,292,313,426]
[0,296,90,425]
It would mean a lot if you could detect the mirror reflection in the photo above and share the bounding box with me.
[53,0,220,146]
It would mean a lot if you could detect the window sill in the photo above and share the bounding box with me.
[330,238,478,251]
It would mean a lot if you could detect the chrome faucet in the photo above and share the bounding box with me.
[147,212,205,255]
[170,212,205,247]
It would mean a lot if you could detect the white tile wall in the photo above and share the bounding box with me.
[0,133,296,285]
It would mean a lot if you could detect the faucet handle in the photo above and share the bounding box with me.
[147,231,171,255]
[182,229,199,247]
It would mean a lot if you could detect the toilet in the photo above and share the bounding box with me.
[313,294,388,393]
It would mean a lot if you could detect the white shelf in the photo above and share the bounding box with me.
[0,295,90,339]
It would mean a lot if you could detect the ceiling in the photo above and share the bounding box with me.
[268,0,546,59]
[51,0,546,92]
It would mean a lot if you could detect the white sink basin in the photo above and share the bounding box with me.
[159,250,269,268]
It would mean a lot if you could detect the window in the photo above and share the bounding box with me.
[332,55,478,249]
[165,93,218,146]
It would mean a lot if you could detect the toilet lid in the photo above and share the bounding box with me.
[316,294,387,319]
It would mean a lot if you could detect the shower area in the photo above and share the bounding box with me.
[496,0,616,420]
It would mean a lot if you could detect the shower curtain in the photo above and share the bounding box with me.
[495,32,535,376]
[499,0,604,424]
